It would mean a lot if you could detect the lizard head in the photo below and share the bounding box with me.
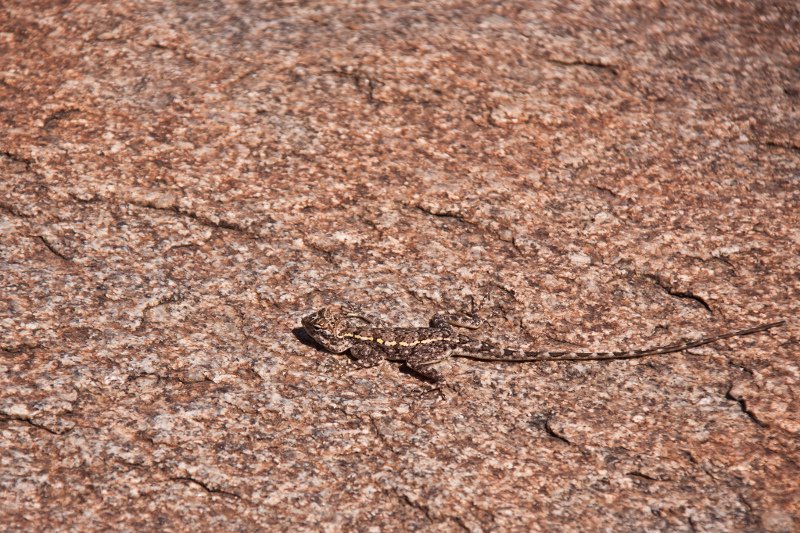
[302,305,358,353]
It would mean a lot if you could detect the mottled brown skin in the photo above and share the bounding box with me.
[301,305,785,383]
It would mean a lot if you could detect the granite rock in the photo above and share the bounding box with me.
[1,1,798,531]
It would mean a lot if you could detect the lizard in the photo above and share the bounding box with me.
[301,304,785,383]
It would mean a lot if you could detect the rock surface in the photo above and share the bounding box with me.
[1,1,798,531]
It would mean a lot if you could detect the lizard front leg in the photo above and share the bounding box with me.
[404,347,456,383]
[348,343,385,368]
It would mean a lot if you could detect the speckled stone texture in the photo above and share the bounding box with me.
[1,1,798,531]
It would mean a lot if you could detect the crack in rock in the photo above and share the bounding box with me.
[645,274,713,314]
[42,107,81,130]
[0,414,64,435]
[128,198,254,235]
[725,385,766,427]
[170,476,241,499]
[36,234,73,261]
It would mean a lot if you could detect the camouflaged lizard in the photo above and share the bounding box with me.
[301,305,785,383]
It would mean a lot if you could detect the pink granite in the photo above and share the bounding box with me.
[1,1,798,531]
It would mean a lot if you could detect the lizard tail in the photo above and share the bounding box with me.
[454,321,785,362]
